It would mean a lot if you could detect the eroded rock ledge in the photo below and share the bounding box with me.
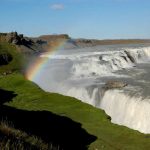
[104,80,128,90]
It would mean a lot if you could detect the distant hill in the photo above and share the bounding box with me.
[1,32,150,54]
[34,34,150,50]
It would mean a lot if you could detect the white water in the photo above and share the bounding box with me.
[31,44,150,134]
[101,90,150,133]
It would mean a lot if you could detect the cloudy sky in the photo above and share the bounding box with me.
[0,0,150,39]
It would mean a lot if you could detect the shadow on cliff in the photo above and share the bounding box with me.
[0,89,97,150]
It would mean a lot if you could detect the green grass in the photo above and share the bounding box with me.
[0,42,24,73]
[0,42,150,150]
[1,73,150,150]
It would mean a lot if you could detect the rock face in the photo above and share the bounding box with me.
[0,32,33,46]
[124,50,135,63]
[104,80,127,89]
[5,32,33,46]
[6,32,18,44]
[0,53,13,65]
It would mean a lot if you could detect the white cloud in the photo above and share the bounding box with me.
[51,4,64,10]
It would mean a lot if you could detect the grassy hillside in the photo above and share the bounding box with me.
[1,73,150,150]
[0,42,24,74]
[0,42,150,150]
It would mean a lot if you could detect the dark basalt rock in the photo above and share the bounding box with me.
[124,50,135,63]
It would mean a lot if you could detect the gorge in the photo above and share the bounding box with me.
[26,43,150,134]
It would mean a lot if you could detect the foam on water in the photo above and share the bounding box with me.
[100,90,150,133]
[30,44,150,133]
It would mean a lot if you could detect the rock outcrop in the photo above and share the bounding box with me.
[6,32,33,46]
[101,81,127,98]
[124,51,135,63]
[1,32,150,55]
[104,80,127,90]
[0,32,34,47]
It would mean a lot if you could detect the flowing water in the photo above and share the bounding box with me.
[30,43,150,133]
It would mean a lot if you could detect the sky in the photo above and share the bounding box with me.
[0,0,150,39]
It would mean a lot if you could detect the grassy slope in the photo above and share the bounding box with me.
[0,43,24,73]
[2,73,150,150]
[0,42,150,150]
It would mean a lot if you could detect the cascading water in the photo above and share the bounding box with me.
[100,90,150,133]
[30,44,150,134]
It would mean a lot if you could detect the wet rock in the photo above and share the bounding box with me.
[124,50,135,63]
[106,115,111,120]
[104,80,127,89]
[99,55,103,60]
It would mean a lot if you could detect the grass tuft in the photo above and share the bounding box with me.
[0,120,60,150]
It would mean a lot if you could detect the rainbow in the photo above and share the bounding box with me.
[25,39,68,81]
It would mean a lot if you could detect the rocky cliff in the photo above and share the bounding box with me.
[0,32,33,45]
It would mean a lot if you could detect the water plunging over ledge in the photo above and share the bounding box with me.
[27,44,150,134]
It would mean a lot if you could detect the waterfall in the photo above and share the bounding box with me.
[30,45,150,133]
[100,90,150,134]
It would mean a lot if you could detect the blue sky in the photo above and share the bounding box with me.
[0,0,150,39]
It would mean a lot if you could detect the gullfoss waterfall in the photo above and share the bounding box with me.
[26,44,150,134]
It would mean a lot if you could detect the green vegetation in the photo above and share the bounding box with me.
[0,42,150,150]
[0,42,24,74]
[0,121,49,150]
[1,73,150,150]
